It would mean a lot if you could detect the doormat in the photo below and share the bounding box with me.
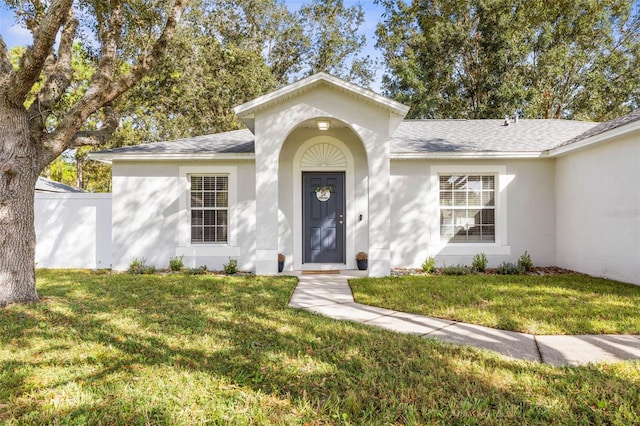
[302,270,340,275]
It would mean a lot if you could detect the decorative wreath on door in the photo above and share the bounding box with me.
[315,185,332,202]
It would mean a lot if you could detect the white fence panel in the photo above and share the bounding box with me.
[35,193,112,269]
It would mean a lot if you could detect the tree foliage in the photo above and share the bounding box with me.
[9,43,111,191]
[210,0,374,86]
[112,0,278,144]
[376,0,640,120]
[110,0,374,147]
[5,0,375,193]
[298,0,374,86]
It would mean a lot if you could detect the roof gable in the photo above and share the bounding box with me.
[233,73,409,132]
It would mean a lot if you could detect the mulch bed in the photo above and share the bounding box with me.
[391,266,576,277]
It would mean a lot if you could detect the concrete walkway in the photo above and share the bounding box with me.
[288,271,640,366]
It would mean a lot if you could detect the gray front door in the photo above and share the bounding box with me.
[303,172,345,263]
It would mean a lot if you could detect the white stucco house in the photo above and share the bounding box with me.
[90,73,640,285]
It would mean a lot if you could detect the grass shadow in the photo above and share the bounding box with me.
[1,270,639,424]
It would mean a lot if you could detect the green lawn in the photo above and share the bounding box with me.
[0,270,639,424]
[350,274,640,335]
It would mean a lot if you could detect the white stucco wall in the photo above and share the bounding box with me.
[250,84,403,276]
[111,160,256,271]
[35,193,112,269]
[390,159,557,269]
[111,156,560,273]
[555,134,640,285]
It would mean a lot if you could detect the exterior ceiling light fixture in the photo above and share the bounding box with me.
[316,120,331,131]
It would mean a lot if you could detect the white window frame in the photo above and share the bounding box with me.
[429,165,511,256]
[177,166,239,257]
[189,175,229,244]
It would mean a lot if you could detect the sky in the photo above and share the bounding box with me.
[0,4,31,47]
[0,1,387,91]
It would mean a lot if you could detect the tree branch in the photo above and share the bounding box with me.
[92,0,124,99]
[0,35,13,90]
[37,106,118,169]
[104,0,187,101]
[7,0,74,105]
[27,8,78,134]
[41,0,187,158]
[70,108,119,148]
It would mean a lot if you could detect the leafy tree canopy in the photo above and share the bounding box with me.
[376,0,640,120]
[4,0,375,191]
[112,0,375,146]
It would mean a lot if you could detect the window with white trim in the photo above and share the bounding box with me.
[190,175,228,243]
[439,175,495,243]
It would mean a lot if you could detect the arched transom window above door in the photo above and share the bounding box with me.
[300,143,347,168]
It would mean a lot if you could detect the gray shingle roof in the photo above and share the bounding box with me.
[36,177,85,193]
[98,129,255,155]
[391,119,598,153]
[93,117,625,157]
[554,109,640,149]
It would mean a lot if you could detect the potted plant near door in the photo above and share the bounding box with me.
[278,253,285,273]
[356,252,368,270]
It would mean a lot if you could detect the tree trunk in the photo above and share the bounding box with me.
[76,151,84,190]
[0,97,39,306]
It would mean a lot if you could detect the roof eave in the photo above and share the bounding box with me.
[89,151,551,163]
[391,151,549,160]
[87,152,256,164]
[549,119,640,157]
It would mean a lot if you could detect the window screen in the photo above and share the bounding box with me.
[439,175,495,243]
[190,175,228,243]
